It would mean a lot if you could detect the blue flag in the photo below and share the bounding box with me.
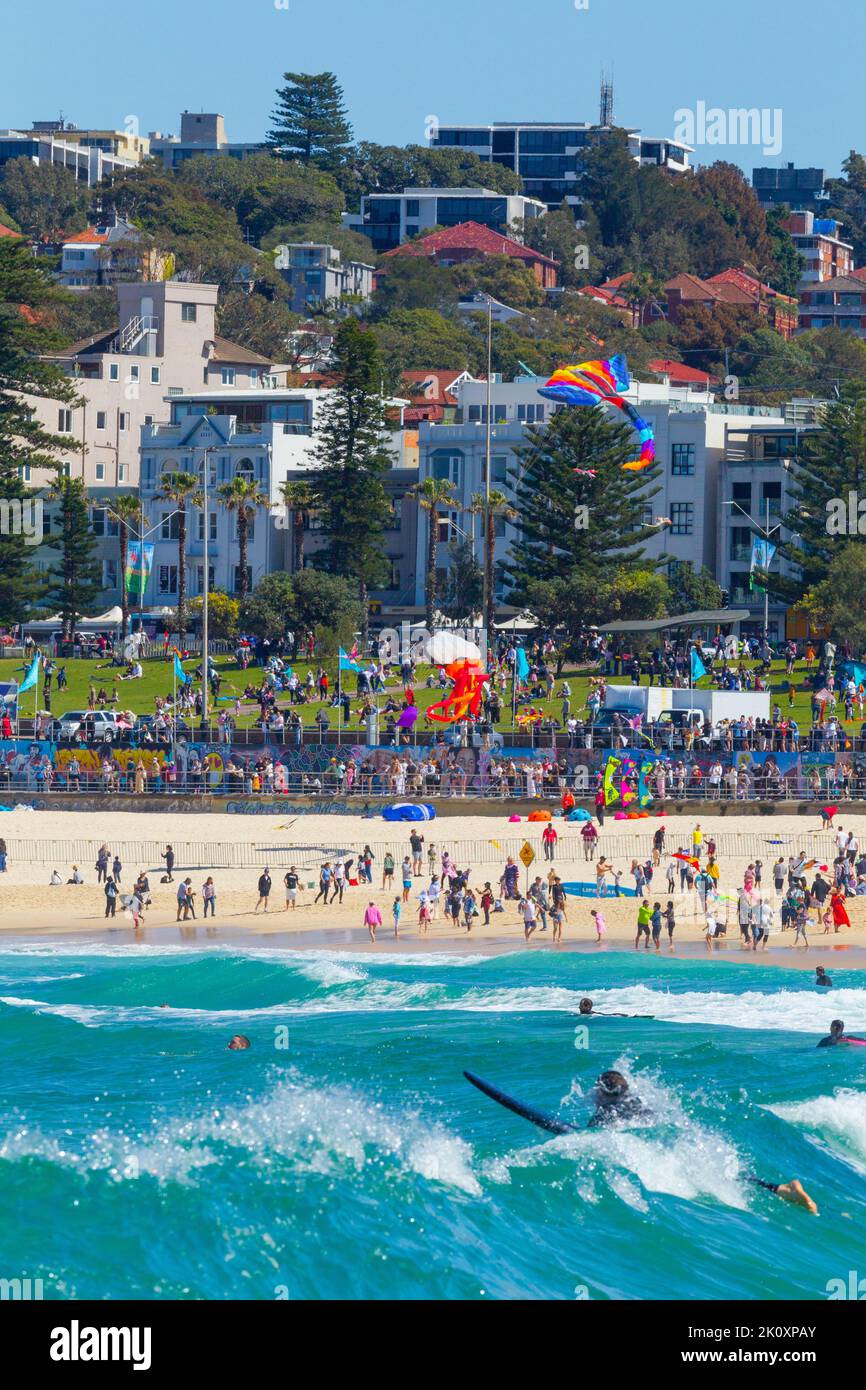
[690,648,707,684]
[18,655,39,695]
[173,653,188,685]
[339,648,363,673]
[515,647,530,682]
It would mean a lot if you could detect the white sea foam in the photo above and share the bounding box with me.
[768,1088,866,1172]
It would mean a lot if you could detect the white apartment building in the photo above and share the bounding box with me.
[414,375,788,611]
[343,187,546,253]
[273,242,374,314]
[138,387,418,608]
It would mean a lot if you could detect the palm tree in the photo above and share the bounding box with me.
[218,475,269,600]
[280,478,316,573]
[623,269,665,328]
[471,488,517,637]
[107,493,142,641]
[159,470,198,635]
[412,476,457,628]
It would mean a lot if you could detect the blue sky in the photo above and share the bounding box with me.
[1,0,863,178]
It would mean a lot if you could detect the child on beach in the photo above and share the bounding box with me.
[428,877,441,919]
[664,901,676,949]
[480,882,494,925]
[590,908,606,943]
[392,897,402,937]
[382,852,395,889]
[551,903,564,942]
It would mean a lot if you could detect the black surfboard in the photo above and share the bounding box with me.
[463,1070,577,1135]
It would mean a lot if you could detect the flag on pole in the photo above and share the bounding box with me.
[749,536,776,591]
[339,647,363,673]
[125,541,154,598]
[690,648,707,684]
[173,652,189,686]
[515,647,530,683]
[18,655,40,695]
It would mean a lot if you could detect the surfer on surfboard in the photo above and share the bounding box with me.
[817,1019,866,1047]
[463,1070,820,1213]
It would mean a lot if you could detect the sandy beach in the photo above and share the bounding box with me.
[1,803,865,960]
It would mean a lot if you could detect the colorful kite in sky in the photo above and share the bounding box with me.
[538,353,655,472]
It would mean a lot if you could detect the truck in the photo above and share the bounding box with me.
[601,685,769,726]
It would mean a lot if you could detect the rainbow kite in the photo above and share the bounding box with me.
[539,354,655,472]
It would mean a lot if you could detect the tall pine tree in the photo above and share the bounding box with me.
[308,319,392,638]
[267,72,353,170]
[776,385,866,599]
[44,473,102,639]
[0,237,77,626]
[508,405,662,609]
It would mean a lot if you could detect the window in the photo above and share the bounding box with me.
[118,464,129,482]
[168,387,183,396]
[389,561,401,590]
[60,460,71,477]
[437,511,457,544]
[197,512,217,542]
[517,403,545,423]
[22,464,31,482]
[181,303,197,322]
[670,502,694,535]
[232,564,252,594]
[161,512,181,540]
[671,443,695,475]
[492,454,511,485]
[431,451,461,485]
[102,559,118,590]
[109,363,119,381]
[236,457,255,481]
[221,367,236,386]
[150,366,161,384]
[58,409,73,432]
[128,364,140,383]
[158,564,178,595]
[94,462,105,481]
[195,564,215,594]
[405,199,420,217]
[96,411,107,430]
[388,498,402,530]
[91,507,106,537]
[467,404,506,423]
[249,368,258,386]
[731,482,751,505]
[119,413,128,432]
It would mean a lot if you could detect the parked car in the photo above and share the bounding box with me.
[54,710,123,742]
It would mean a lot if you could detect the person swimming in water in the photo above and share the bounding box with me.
[587,1070,650,1126]
[578,997,653,1019]
[815,966,832,988]
[817,1018,866,1047]
[227,1034,251,1050]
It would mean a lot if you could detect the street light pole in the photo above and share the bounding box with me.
[201,446,213,731]
[482,299,492,639]
[724,498,780,640]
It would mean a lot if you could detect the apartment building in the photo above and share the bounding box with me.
[342,187,546,253]
[382,220,558,288]
[273,242,374,314]
[149,111,259,168]
[0,127,136,184]
[752,163,826,210]
[430,122,690,211]
[413,375,790,615]
[780,211,854,291]
[138,387,418,610]
[26,280,273,490]
[798,273,866,336]
[30,120,150,163]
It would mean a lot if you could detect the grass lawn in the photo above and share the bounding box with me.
[0,650,850,738]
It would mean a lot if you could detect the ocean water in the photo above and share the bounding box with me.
[0,943,865,1301]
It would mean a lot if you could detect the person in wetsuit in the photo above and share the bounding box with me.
[587,1071,650,1126]
[578,997,653,1019]
[815,966,832,989]
[817,1018,866,1046]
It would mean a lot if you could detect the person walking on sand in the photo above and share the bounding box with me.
[692,823,703,860]
[330,858,346,905]
[409,830,424,877]
[184,879,197,920]
[392,896,402,937]
[112,854,122,884]
[793,904,811,949]
[314,862,332,903]
[255,868,272,914]
[580,820,597,861]
[590,908,606,944]
[365,901,382,942]
[521,895,538,941]
[419,897,432,934]
[202,876,216,918]
[175,879,190,923]
[162,845,175,882]
[543,821,559,861]
[650,901,663,952]
[283,867,299,911]
[551,899,564,942]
